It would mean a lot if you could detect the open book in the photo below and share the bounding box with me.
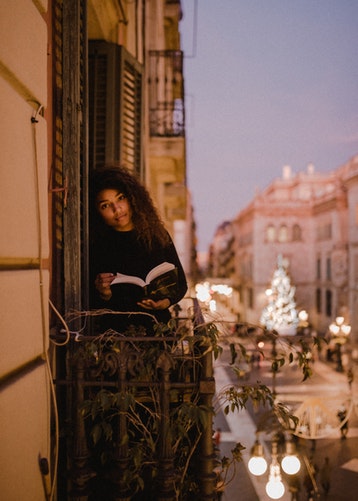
[110,262,178,301]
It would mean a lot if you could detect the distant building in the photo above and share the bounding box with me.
[208,221,235,278]
[208,156,358,343]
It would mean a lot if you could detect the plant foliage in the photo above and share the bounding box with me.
[70,307,317,499]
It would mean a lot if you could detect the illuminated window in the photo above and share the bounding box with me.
[266,225,276,242]
[278,224,288,242]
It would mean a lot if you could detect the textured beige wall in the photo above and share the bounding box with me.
[0,1,50,499]
[0,270,49,374]
[0,78,49,258]
[0,366,50,501]
[0,0,47,104]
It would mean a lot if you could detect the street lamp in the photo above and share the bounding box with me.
[281,441,301,475]
[265,441,285,500]
[248,437,268,476]
[248,434,301,500]
[329,316,351,372]
[297,310,310,336]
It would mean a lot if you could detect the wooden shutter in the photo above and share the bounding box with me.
[88,41,143,175]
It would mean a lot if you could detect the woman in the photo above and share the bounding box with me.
[89,165,188,334]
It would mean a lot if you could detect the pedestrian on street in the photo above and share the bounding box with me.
[337,404,349,439]
[320,457,332,497]
[347,367,354,391]
[213,428,222,457]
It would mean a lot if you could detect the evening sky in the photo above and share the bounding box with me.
[180,0,358,253]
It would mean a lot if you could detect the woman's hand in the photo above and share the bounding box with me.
[95,273,114,300]
[137,298,170,310]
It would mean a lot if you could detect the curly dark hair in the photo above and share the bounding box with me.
[90,165,170,250]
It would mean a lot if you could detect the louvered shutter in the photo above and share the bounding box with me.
[89,41,143,175]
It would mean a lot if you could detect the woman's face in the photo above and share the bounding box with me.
[96,189,134,231]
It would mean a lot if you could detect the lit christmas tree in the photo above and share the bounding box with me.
[260,255,299,336]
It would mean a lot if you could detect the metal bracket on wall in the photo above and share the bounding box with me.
[49,175,69,208]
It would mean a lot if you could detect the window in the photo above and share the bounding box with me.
[248,287,254,309]
[266,225,276,242]
[316,288,321,313]
[325,289,332,317]
[316,258,321,280]
[278,224,288,242]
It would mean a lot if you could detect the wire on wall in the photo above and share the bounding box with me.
[31,105,58,501]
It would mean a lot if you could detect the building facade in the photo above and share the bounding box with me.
[0,1,198,499]
[209,157,358,342]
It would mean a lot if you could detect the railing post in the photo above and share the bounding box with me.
[112,342,132,501]
[70,346,94,500]
[193,299,217,499]
[156,351,176,501]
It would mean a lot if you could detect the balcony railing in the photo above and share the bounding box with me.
[148,50,185,137]
[54,298,216,500]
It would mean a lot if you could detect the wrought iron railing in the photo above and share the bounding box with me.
[148,50,185,137]
[54,298,216,500]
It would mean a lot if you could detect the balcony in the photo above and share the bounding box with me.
[148,50,185,137]
[54,298,216,500]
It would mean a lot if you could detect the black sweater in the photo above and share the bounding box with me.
[90,229,188,331]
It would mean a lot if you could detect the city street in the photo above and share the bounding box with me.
[210,323,358,501]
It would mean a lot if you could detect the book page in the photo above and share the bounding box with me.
[145,262,175,284]
[111,273,146,287]
[111,262,175,288]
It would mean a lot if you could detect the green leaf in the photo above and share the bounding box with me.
[302,366,312,382]
[229,343,237,365]
[91,423,102,445]
[231,442,246,462]
[237,343,247,358]
[102,421,113,441]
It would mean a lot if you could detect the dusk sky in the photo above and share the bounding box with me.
[180,0,358,253]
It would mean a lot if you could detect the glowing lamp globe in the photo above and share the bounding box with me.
[266,462,285,500]
[266,478,285,499]
[281,454,301,475]
[248,455,267,476]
